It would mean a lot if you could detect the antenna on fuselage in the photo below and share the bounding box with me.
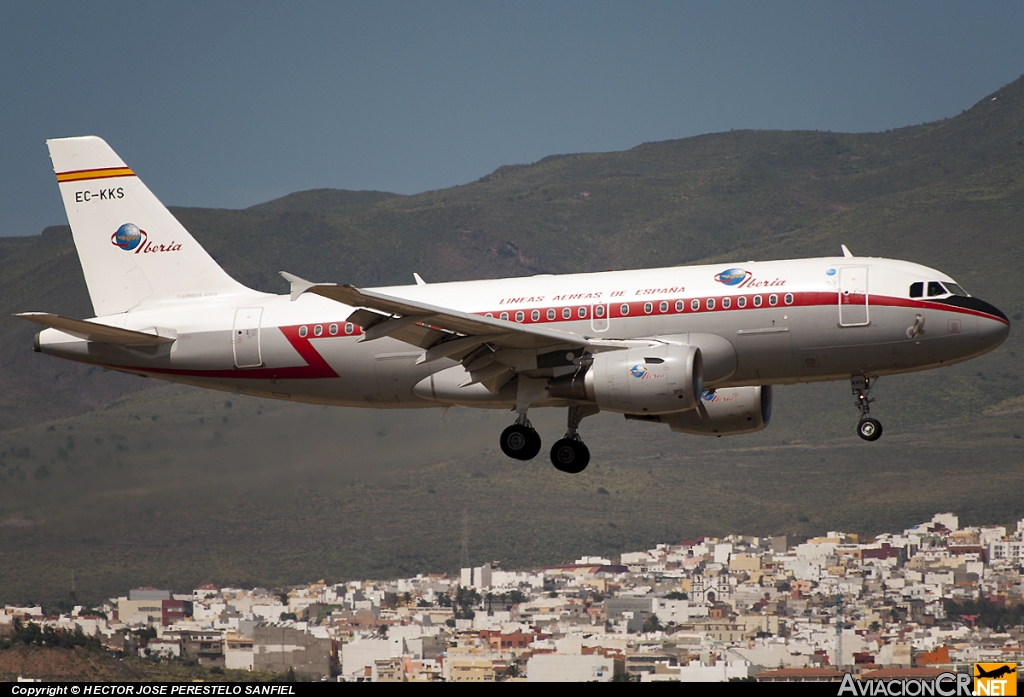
[841,245,854,258]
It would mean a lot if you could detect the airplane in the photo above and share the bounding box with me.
[17,136,1010,474]
[975,665,1017,680]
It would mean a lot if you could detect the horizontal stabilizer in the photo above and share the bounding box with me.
[15,313,175,346]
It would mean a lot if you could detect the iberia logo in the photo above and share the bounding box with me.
[714,268,751,286]
[714,267,787,289]
[112,223,146,251]
[630,365,666,380]
[975,663,1017,696]
[111,223,182,254]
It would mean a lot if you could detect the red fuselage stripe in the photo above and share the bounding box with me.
[93,291,1005,380]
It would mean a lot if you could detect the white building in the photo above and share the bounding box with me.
[527,654,618,682]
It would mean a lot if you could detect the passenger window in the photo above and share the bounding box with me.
[531,310,540,321]
[644,302,653,314]
[620,304,629,316]
[500,312,509,321]
[562,307,572,319]
[722,297,731,309]
[546,309,555,320]
[578,307,587,319]
[675,300,684,312]
[515,311,525,322]
[909,282,923,298]
[659,301,668,313]
[737,296,747,308]
[691,299,700,311]
[706,298,715,310]
[595,305,606,318]
[927,281,946,297]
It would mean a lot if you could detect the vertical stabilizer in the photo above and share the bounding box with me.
[47,136,253,316]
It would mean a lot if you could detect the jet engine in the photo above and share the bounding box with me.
[549,344,703,415]
[632,385,772,435]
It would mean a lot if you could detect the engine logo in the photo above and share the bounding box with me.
[630,365,647,378]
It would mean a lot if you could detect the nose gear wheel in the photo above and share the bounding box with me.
[857,418,883,441]
[851,375,883,441]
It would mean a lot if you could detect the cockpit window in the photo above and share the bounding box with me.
[927,281,946,297]
[943,283,969,297]
[909,282,923,298]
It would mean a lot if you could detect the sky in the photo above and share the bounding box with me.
[2,1,1023,236]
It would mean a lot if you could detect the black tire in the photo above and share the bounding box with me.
[857,418,883,441]
[550,438,590,474]
[525,428,542,461]
[501,424,541,460]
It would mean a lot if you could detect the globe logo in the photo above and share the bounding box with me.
[630,365,647,378]
[111,223,146,251]
[714,268,750,286]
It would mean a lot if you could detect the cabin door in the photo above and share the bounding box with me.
[232,308,263,368]
[838,267,869,327]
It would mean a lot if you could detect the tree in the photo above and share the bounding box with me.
[642,614,663,633]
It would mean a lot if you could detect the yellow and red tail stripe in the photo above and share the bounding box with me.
[56,167,135,183]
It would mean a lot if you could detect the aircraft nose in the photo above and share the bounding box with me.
[975,298,1010,350]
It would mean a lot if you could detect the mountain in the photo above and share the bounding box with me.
[0,76,1021,606]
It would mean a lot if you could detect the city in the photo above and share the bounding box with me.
[2,513,1022,682]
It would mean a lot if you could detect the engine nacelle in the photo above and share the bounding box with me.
[651,385,772,435]
[566,344,703,415]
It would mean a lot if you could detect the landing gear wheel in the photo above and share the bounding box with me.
[550,438,590,474]
[857,418,883,441]
[851,375,883,442]
[501,424,541,460]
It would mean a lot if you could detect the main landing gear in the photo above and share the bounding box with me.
[499,404,599,473]
[500,417,542,461]
[851,374,883,441]
[550,404,599,474]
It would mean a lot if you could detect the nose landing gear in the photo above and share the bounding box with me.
[851,375,883,441]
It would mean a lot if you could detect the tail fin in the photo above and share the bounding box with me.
[47,136,252,316]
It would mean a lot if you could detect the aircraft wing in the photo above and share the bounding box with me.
[283,273,652,391]
[15,312,175,346]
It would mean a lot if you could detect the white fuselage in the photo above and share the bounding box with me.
[37,255,1009,410]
